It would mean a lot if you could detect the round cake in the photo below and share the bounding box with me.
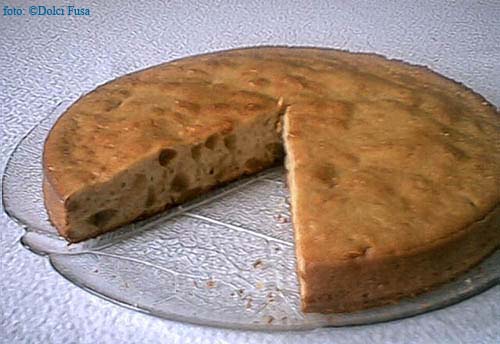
[43,47,500,313]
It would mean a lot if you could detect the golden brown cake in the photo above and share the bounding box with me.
[43,47,500,313]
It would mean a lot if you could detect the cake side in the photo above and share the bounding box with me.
[44,106,284,242]
[42,57,286,241]
[295,200,499,312]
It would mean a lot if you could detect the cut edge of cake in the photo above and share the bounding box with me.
[43,100,287,242]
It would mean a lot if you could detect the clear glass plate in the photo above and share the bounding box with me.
[2,101,499,331]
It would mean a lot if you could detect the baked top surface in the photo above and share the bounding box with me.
[44,47,500,259]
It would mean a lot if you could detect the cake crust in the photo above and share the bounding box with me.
[43,47,500,313]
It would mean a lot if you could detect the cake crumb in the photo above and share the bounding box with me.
[253,259,263,269]
[275,214,289,223]
[206,279,216,288]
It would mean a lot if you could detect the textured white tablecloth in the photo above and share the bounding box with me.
[1,1,499,343]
